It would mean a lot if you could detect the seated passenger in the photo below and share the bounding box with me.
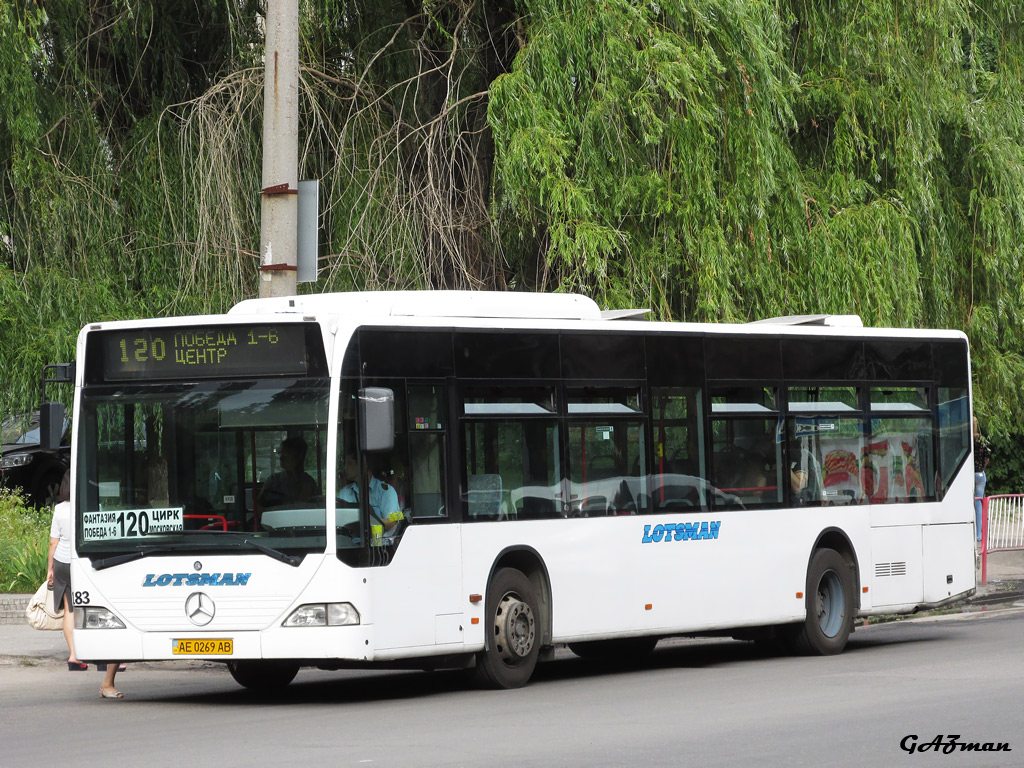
[259,437,318,507]
[790,449,822,505]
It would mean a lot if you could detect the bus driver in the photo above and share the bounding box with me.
[339,453,403,542]
[259,437,318,507]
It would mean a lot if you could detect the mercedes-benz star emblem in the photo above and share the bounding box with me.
[185,592,215,626]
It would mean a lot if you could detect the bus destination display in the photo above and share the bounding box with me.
[81,507,184,541]
[102,325,308,381]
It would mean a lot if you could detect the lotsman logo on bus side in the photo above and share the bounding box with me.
[642,521,721,544]
[142,573,251,587]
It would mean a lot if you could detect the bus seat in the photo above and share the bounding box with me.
[467,474,502,517]
[580,495,608,516]
[518,495,559,519]
[611,479,636,515]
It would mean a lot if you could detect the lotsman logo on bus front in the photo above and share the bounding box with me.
[642,521,721,544]
[142,572,251,587]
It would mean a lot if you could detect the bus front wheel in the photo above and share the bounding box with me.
[227,660,299,691]
[474,568,540,689]
[789,548,854,655]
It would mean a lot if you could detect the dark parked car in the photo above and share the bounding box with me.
[0,411,70,508]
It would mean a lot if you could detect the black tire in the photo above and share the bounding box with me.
[789,548,855,655]
[474,568,541,689]
[226,660,299,691]
[568,636,658,660]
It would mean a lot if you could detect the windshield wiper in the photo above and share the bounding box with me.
[91,550,148,570]
[91,545,198,570]
[232,536,302,567]
[89,534,302,570]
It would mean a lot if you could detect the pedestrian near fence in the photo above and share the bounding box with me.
[974,417,992,543]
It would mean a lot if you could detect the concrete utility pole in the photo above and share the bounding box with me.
[258,0,299,298]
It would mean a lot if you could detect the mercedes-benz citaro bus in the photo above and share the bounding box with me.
[66,291,976,691]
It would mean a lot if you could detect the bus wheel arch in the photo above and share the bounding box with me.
[811,528,861,612]
[789,546,856,655]
[486,546,553,647]
[474,548,551,689]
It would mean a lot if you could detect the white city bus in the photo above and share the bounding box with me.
[66,291,976,690]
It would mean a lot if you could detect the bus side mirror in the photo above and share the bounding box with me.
[39,402,66,451]
[358,387,394,452]
[39,363,74,452]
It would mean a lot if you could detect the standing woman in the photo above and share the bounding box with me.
[973,417,992,544]
[47,469,85,671]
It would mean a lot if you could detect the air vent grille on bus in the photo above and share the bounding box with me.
[875,562,907,577]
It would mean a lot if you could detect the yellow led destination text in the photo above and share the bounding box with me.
[117,329,280,368]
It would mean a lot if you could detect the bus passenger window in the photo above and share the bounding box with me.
[710,387,782,510]
[787,387,862,507]
[650,388,705,512]
[868,387,936,503]
[566,387,645,516]
[408,433,445,518]
[937,387,969,496]
[461,386,560,521]
[407,384,447,519]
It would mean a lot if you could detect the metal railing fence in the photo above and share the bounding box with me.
[980,494,1024,585]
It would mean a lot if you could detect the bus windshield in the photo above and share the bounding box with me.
[75,378,330,559]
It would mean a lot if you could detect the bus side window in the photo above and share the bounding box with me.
[565,387,645,517]
[407,384,447,519]
[409,433,445,518]
[868,387,935,504]
[650,387,705,513]
[787,387,863,507]
[709,387,782,509]
[461,386,561,521]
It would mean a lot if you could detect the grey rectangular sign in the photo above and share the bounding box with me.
[297,179,319,283]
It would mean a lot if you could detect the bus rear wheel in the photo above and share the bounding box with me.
[474,568,540,689]
[227,660,299,691]
[789,548,854,655]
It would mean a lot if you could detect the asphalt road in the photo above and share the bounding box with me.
[2,609,1022,768]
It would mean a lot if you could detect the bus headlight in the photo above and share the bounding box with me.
[74,606,126,629]
[283,602,360,627]
[327,603,360,626]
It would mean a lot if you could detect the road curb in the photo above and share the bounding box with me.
[966,589,1024,607]
[0,595,30,626]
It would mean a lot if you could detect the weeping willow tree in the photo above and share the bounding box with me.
[171,0,516,298]
[489,0,1024,433]
[0,1,262,412]
[1,0,1023,438]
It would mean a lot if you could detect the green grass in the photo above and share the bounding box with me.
[0,487,51,592]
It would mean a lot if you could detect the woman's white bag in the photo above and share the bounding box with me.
[25,582,64,631]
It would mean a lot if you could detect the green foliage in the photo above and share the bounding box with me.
[0,2,259,415]
[1,0,1023,449]
[489,0,1024,436]
[0,487,50,592]
[985,432,1024,496]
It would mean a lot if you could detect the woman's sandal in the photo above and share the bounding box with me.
[99,688,123,699]
[67,661,88,671]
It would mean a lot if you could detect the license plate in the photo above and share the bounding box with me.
[172,638,233,655]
